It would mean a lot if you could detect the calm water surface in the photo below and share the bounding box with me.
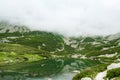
[0,58,100,80]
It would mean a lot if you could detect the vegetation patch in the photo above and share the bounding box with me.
[106,68,120,79]
[73,64,108,80]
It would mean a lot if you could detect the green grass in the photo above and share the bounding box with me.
[23,54,43,62]
[8,31,64,52]
[85,46,120,57]
[0,52,44,64]
[0,43,47,54]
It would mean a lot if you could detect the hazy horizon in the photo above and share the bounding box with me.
[0,0,120,36]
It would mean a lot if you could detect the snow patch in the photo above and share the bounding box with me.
[81,55,87,59]
[63,37,71,45]
[94,70,107,80]
[98,52,118,58]
[81,77,92,80]
[107,63,120,70]
[95,62,120,80]
[102,48,109,50]
[72,70,80,73]
[71,54,81,58]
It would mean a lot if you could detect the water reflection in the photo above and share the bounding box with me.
[26,73,76,80]
[0,74,26,80]
[0,58,100,80]
[0,72,76,80]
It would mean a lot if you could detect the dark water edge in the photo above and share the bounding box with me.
[0,72,76,80]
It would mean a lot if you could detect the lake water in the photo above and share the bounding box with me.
[26,72,76,80]
[0,72,76,80]
[0,58,100,80]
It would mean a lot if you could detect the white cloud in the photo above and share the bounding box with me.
[0,0,120,36]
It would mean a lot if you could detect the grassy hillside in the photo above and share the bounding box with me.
[2,31,64,52]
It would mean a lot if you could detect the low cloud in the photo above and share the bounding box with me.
[0,0,120,36]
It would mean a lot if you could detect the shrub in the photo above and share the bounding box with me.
[106,68,120,79]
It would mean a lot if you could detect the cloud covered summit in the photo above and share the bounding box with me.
[0,0,120,36]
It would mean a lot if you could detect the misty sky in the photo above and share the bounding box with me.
[0,0,120,36]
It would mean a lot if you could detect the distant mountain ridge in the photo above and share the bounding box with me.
[0,21,30,33]
[107,32,120,40]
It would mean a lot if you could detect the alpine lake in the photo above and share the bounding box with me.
[0,58,100,80]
